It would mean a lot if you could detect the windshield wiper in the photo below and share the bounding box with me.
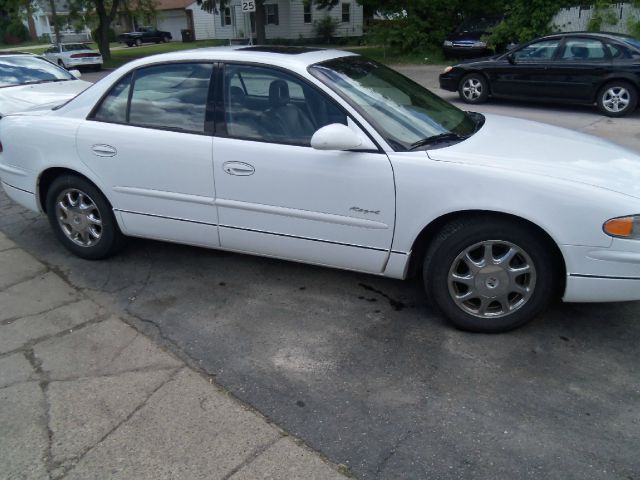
[409,132,467,150]
[21,79,70,86]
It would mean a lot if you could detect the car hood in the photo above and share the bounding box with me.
[427,113,640,199]
[447,31,487,41]
[0,79,91,116]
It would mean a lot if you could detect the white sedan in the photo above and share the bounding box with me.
[43,43,103,70]
[1,46,639,332]
[0,53,91,117]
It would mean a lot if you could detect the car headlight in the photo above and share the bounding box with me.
[603,215,640,239]
[443,66,453,74]
[443,40,453,47]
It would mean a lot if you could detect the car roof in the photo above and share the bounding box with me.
[123,45,357,70]
[0,51,35,56]
[541,31,639,42]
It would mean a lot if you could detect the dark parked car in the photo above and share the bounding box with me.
[440,32,640,117]
[118,27,172,47]
[442,17,501,57]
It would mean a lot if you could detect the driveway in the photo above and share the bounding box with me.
[1,64,639,480]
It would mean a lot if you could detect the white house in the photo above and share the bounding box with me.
[186,0,363,41]
[552,2,640,34]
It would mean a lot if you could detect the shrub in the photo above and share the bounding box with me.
[91,27,116,47]
[314,16,338,43]
[3,21,30,44]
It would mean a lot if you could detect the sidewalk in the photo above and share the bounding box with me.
[0,231,348,479]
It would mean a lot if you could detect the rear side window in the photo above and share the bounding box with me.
[561,38,608,61]
[93,72,131,124]
[608,42,640,60]
[91,63,214,134]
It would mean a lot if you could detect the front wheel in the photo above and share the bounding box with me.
[57,59,66,69]
[135,38,142,47]
[458,73,489,104]
[46,175,125,260]
[423,218,559,333]
[597,81,637,117]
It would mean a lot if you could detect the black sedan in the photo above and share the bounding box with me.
[118,27,172,47]
[439,32,640,117]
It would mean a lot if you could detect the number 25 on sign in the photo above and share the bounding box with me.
[241,0,256,12]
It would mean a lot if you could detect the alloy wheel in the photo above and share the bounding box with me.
[602,86,631,114]
[448,240,536,319]
[462,78,483,101]
[55,188,103,247]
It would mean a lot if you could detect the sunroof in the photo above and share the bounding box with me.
[238,46,322,54]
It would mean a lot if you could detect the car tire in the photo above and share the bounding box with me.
[597,81,638,117]
[423,217,559,333]
[126,42,133,47]
[458,73,489,104]
[135,38,142,47]
[162,36,169,43]
[45,175,125,260]
[57,59,66,69]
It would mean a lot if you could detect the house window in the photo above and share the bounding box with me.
[341,3,350,23]
[221,7,232,26]
[265,4,279,25]
[303,3,312,23]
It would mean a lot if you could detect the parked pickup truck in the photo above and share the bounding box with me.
[118,27,172,47]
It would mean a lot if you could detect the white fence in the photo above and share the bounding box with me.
[552,3,640,34]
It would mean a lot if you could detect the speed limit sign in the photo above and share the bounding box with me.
[241,0,256,12]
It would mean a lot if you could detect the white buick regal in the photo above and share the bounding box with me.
[1,46,639,332]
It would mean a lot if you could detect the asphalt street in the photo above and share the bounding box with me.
[1,64,639,479]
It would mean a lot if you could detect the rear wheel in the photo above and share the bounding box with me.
[423,218,559,333]
[458,73,489,104]
[597,81,637,117]
[46,175,125,260]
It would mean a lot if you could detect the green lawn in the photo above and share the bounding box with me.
[101,41,446,69]
[1,38,446,68]
[102,40,227,69]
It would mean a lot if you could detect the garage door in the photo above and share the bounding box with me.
[157,11,188,42]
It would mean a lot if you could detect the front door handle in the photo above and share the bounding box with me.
[223,161,255,176]
[91,144,117,157]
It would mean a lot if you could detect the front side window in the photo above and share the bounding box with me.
[561,38,607,61]
[265,4,279,25]
[92,63,214,133]
[310,56,477,151]
[513,39,560,61]
[342,3,351,23]
[223,64,346,145]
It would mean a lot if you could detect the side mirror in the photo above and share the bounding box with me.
[69,69,82,78]
[507,53,516,65]
[311,123,363,151]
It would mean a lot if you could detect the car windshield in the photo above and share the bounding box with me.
[62,43,91,51]
[309,56,477,151]
[623,37,640,50]
[0,56,74,88]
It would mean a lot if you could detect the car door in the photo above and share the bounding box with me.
[76,62,220,248]
[212,63,396,273]
[490,38,562,97]
[550,37,613,101]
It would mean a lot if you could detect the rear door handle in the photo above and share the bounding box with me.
[223,161,255,176]
[91,144,117,157]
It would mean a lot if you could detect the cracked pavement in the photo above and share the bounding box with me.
[0,232,348,480]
